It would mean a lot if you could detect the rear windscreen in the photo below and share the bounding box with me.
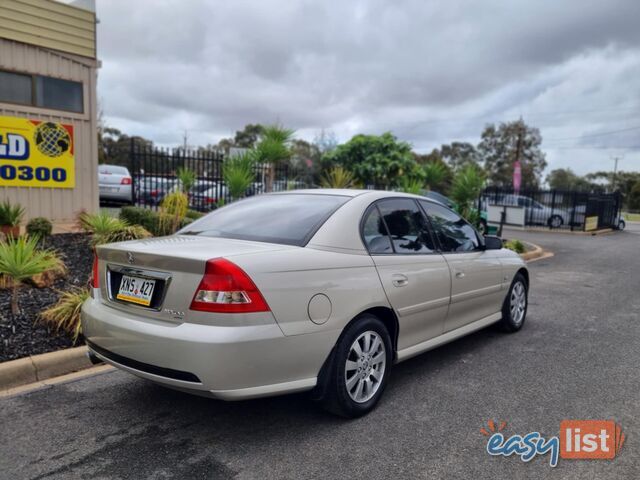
[179,193,350,246]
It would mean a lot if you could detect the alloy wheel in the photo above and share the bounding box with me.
[510,281,527,326]
[344,330,386,403]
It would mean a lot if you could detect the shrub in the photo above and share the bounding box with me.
[0,236,63,314]
[399,177,423,195]
[26,217,53,239]
[224,152,255,200]
[159,192,188,234]
[321,166,356,189]
[504,239,525,254]
[177,167,196,193]
[185,209,204,220]
[119,206,157,232]
[450,165,485,219]
[0,200,25,226]
[79,211,151,245]
[40,287,90,343]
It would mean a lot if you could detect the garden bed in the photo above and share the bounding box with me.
[0,233,92,362]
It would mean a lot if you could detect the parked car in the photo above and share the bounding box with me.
[82,189,529,417]
[491,194,571,228]
[136,176,177,206]
[614,214,626,230]
[98,164,133,204]
[189,183,229,211]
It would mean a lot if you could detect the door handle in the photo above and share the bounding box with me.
[392,274,409,287]
[455,271,465,279]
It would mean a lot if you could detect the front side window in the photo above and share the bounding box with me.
[370,199,436,254]
[420,201,480,252]
[180,193,350,246]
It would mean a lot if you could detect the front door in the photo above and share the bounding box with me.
[362,199,451,350]
[420,201,504,332]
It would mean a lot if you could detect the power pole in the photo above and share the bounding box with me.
[182,130,188,152]
[611,155,623,191]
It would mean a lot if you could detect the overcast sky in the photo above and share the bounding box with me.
[96,0,640,176]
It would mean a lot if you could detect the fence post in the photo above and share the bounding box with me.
[129,138,136,205]
[550,190,556,230]
[570,191,577,231]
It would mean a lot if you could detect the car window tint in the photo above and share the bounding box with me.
[420,201,480,252]
[376,199,435,254]
[180,194,350,246]
[362,206,393,254]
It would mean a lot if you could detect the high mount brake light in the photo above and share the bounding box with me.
[190,258,270,313]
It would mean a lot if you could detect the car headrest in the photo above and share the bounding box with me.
[381,211,410,237]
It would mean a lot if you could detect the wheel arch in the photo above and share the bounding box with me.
[516,267,529,289]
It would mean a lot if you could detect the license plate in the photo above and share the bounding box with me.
[100,186,118,192]
[116,275,156,306]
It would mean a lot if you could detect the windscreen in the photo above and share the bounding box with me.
[180,194,350,246]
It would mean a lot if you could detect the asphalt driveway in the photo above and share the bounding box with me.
[1,229,638,479]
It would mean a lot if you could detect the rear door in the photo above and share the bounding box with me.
[420,201,503,332]
[363,198,451,350]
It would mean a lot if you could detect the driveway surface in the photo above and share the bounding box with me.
[1,229,638,479]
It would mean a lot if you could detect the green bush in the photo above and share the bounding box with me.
[119,206,157,232]
[504,239,525,254]
[0,200,25,226]
[26,217,53,238]
[185,209,204,220]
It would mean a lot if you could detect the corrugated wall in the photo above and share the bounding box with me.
[0,0,96,58]
[0,37,98,222]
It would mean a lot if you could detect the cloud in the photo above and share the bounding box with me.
[96,0,640,175]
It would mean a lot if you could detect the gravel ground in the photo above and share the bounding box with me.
[0,233,92,361]
[0,229,638,479]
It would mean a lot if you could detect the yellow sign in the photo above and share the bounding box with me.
[0,115,75,188]
[585,216,598,231]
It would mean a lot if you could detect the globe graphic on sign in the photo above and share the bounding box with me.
[34,122,71,157]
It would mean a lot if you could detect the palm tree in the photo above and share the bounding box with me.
[0,236,63,314]
[254,124,294,192]
[450,165,486,221]
[422,162,449,191]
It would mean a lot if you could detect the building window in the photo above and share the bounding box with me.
[0,71,33,105]
[0,70,83,113]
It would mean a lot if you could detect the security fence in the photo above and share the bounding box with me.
[120,141,306,211]
[481,187,622,231]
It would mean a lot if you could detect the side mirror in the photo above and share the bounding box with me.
[483,235,503,250]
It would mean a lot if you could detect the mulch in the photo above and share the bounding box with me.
[0,233,92,362]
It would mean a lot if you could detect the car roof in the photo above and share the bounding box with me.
[273,188,438,201]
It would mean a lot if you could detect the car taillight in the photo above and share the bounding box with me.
[204,197,216,204]
[150,189,159,197]
[190,258,269,313]
[121,177,132,185]
[91,252,99,288]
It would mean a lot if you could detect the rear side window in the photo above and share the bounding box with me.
[420,201,480,252]
[362,207,393,254]
[364,199,435,254]
[180,194,350,246]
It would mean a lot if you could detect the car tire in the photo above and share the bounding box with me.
[618,220,626,231]
[548,215,563,229]
[321,314,392,418]
[498,273,528,333]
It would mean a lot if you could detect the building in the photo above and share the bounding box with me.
[0,0,98,222]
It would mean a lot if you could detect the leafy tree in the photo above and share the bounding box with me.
[629,180,640,211]
[440,142,482,172]
[314,129,338,154]
[546,168,594,191]
[478,119,547,189]
[323,132,417,189]
[234,124,265,148]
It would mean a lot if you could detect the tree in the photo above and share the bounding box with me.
[254,124,295,192]
[546,168,593,191]
[234,124,265,148]
[224,152,256,200]
[440,142,481,172]
[629,180,640,211]
[477,119,547,189]
[450,165,486,223]
[323,132,417,189]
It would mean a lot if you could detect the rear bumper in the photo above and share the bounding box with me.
[81,298,338,400]
[99,185,132,202]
